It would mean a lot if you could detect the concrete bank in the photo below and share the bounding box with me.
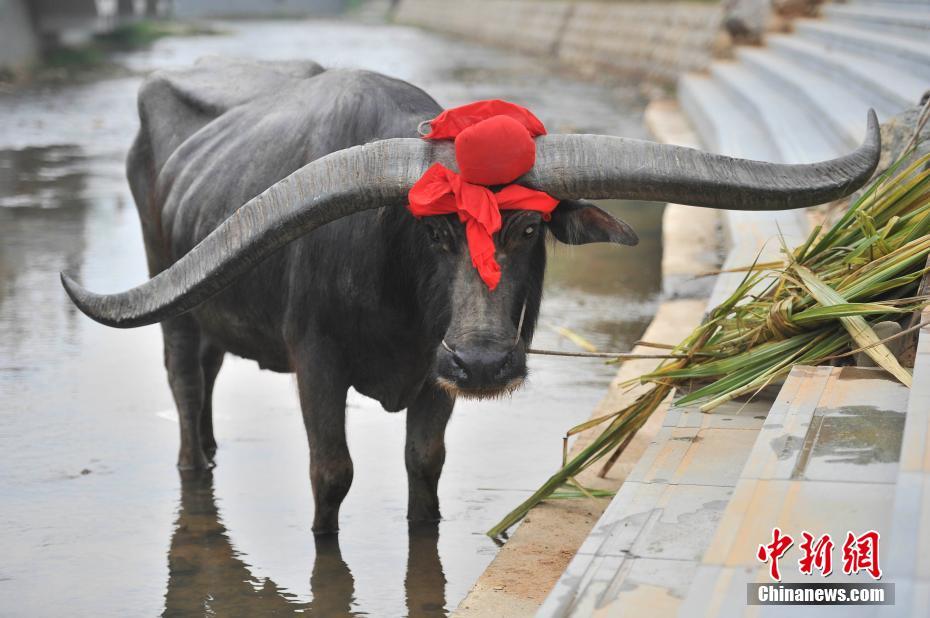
[394,0,728,84]
[455,100,723,616]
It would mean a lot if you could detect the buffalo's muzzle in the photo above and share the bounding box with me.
[435,338,526,398]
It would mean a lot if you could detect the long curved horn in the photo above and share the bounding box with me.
[62,111,880,328]
[522,109,880,209]
[62,138,454,328]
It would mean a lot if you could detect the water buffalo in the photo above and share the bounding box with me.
[62,57,879,534]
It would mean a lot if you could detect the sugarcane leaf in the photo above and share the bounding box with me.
[792,264,912,386]
[792,302,911,324]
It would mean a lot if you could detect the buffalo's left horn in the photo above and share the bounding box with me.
[61,111,879,328]
[524,109,879,211]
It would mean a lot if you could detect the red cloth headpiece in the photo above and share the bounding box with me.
[408,99,559,290]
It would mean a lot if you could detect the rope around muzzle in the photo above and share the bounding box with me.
[441,296,695,361]
[526,349,697,360]
[439,343,691,361]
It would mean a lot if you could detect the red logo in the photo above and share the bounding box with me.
[798,532,834,576]
[757,527,794,581]
[842,531,882,580]
[757,529,882,581]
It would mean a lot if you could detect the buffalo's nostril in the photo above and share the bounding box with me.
[437,342,469,382]
[495,349,516,379]
[449,348,471,379]
[452,347,513,384]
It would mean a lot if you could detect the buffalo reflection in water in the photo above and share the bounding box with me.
[163,476,447,617]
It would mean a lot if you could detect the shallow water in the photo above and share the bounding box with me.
[0,18,661,616]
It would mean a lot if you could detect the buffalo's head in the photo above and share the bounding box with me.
[420,199,637,398]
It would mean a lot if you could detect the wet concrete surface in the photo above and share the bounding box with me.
[0,18,660,616]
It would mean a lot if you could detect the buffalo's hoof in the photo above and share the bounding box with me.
[178,466,212,482]
[177,451,213,481]
[312,526,340,537]
[202,442,218,461]
[407,503,442,523]
[200,440,216,461]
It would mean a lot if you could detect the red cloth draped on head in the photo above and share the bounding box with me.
[408,99,559,290]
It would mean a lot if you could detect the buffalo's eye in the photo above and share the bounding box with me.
[523,224,537,237]
[428,227,441,242]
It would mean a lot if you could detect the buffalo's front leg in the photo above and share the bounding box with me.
[294,352,352,535]
[161,316,208,472]
[406,384,454,522]
[199,341,225,460]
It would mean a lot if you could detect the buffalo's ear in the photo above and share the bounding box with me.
[548,200,639,246]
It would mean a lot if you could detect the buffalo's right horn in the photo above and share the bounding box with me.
[62,138,454,328]
[61,111,880,329]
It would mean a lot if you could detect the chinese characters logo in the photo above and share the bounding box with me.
[756,528,881,581]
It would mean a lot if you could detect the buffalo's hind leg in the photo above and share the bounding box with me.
[162,316,209,473]
[294,348,352,535]
[406,384,454,522]
[199,341,225,460]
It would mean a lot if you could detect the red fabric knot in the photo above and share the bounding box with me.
[408,100,558,290]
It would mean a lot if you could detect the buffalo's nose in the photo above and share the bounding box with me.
[449,345,515,384]
[436,338,528,394]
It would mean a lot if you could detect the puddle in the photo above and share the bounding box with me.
[794,406,905,483]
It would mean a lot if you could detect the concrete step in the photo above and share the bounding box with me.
[543,364,912,617]
[767,34,927,115]
[880,309,930,617]
[794,18,930,82]
[679,365,912,617]
[709,61,843,163]
[736,46,874,149]
[824,3,930,40]
[677,73,779,161]
[540,390,777,617]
